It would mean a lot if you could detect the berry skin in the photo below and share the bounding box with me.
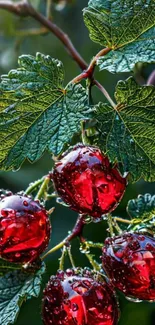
[53,144,126,218]
[102,232,155,301]
[42,268,119,325]
[0,194,51,263]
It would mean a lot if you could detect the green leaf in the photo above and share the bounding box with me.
[127,194,155,219]
[83,0,155,72]
[0,259,21,277]
[0,262,45,325]
[127,194,155,233]
[93,77,155,182]
[0,53,90,171]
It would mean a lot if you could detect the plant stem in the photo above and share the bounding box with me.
[41,214,85,259]
[113,218,122,234]
[107,213,114,236]
[35,176,50,200]
[72,48,111,84]
[81,120,90,145]
[59,246,67,270]
[85,241,103,249]
[70,47,117,108]
[114,217,132,224]
[85,253,101,271]
[46,193,57,199]
[94,80,116,108]
[67,246,76,268]
[30,4,88,71]
[25,177,45,195]
[0,1,115,106]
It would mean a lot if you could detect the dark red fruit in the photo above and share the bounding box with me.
[0,194,51,263]
[53,144,126,218]
[102,232,155,301]
[42,268,119,325]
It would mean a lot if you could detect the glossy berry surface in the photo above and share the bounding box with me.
[102,232,155,301]
[53,144,126,218]
[0,194,51,263]
[42,268,119,325]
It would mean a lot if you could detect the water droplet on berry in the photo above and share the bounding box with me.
[1,209,8,217]
[83,215,92,224]
[23,200,29,206]
[0,194,51,263]
[57,270,65,280]
[106,174,112,181]
[72,303,78,311]
[102,232,155,301]
[128,239,140,250]
[42,268,119,325]
[145,243,154,250]
[53,144,126,219]
[65,269,74,277]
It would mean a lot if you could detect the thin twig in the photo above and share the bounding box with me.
[0,0,115,106]
[94,80,116,108]
[0,0,30,16]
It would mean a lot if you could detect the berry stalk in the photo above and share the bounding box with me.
[42,214,85,260]
[85,253,101,271]
[71,47,111,84]
[35,176,51,200]
[25,177,46,195]
[59,246,67,270]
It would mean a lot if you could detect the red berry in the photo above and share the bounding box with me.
[0,194,51,263]
[102,232,155,301]
[53,145,126,218]
[42,268,119,325]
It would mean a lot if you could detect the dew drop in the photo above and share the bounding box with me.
[125,296,142,303]
[23,200,29,207]
[106,174,112,181]
[72,303,78,311]
[0,209,8,217]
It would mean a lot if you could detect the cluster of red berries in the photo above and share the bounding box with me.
[1,144,155,325]
[42,232,155,325]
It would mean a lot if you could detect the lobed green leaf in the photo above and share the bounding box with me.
[93,77,155,182]
[83,0,155,72]
[127,193,155,219]
[0,262,45,325]
[0,53,90,170]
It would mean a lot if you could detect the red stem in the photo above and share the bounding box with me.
[65,214,85,242]
[41,214,85,259]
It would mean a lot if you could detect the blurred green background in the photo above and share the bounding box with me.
[0,0,155,324]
